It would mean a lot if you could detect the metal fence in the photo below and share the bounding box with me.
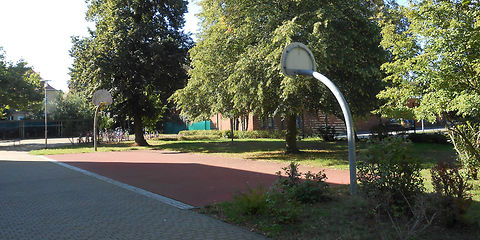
[0,120,92,140]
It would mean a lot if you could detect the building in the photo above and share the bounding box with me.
[210,112,382,135]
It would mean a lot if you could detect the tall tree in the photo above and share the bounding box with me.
[0,48,43,119]
[172,0,385,153]
[70,0,191,146]
[378,0,480,176]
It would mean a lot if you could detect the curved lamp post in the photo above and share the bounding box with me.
[281,43,357,195]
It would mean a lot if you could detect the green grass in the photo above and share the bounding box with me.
[30,137,457,170]
[200,185,480,239]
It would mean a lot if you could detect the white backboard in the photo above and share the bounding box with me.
[281,42,316,76]
[92,89,113,106]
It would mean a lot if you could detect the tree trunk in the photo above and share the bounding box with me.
[230,118,234,143]
[133,113,149,146]
[285,113,300,154]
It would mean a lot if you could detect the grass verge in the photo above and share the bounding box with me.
[199,184,480,239]
[30,138,455,170]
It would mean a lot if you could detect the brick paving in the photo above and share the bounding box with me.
[48,150,350,207]
[0,150,266,240]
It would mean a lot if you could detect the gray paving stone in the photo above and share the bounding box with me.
[0,155,266,240]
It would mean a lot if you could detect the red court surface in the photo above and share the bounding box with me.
[48,150,349,207]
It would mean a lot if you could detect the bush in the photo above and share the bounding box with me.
[178,129,286,140]
[265,190,300,224]
[274,162,329,203]
[370,123,390,140]
[407,133,448,144]
[431,162,473,202]
[357,137,425,215]
[223,162,329,230]
[370,122,408,140]
[224,182,300,226]
[318,126,336,142]
[429,161,473,226]
[227,185,268,217]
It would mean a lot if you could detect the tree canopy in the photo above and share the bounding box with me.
[378,0,480,122]
[378,0,480,177]
[172,0,385,152]
[0,48,43,119]
[69,0,191,145]
[50,92,93,121]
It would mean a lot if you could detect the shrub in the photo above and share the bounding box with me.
[407,133,448,144]
[318,126,336,142]
[224,182,300,226]
[236,130,285,139]
[228,185,268,217]
[370,122,408,140]
[429,161,473,227]
[275,162,329,203]
[431,161,473,202]
[357,137,424,215]
[177,130,224,140]
[178,129,286,140]
[265,190,300,224]
[370,123,390,140]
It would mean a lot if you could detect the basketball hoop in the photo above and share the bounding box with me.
[92,89,113,151]
[281,42,357,195]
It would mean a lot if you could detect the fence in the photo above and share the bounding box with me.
[0,120,92,140]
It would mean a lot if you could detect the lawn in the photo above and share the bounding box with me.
[31,138,456,170]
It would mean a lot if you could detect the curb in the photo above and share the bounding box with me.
[39,156,195,210]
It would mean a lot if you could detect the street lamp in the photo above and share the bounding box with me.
[44,80,51,149]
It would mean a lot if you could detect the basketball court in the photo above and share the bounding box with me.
[47,150,350,207]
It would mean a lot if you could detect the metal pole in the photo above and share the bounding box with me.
[299,70,357,194]
[94,104,102,151]
[44,81,49,149]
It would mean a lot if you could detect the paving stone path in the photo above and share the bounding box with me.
[0,149,265,239]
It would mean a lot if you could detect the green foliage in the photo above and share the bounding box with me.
[377,0,480,176]
[448,122,480,179]
[408,133,449,144]
[50,92,93,121]
[224,184,300,228]
[275,162,329,204]
[369,123,391,140]
[431,161,473,211]
[370,122,409,140]
[227,185,268,217]
[0,48,43,118]
[70,0,191,145]
[223,161,330,232]
[425,161,473,227]
[177,130,286,140]
[378,0,480,122]
[318,126,336,142]
[357,137,425,214]
[172,0,386,152]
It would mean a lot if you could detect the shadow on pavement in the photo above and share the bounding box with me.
[58,161,279,207]
[0,138,74,152]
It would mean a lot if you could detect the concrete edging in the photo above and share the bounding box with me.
[39,155,195,210]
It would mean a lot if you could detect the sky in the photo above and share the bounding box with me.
[0,0,407,93]
[0,0,201,92]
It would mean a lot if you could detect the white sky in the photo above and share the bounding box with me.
[0,0,201,92]
[0,0,406,93]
